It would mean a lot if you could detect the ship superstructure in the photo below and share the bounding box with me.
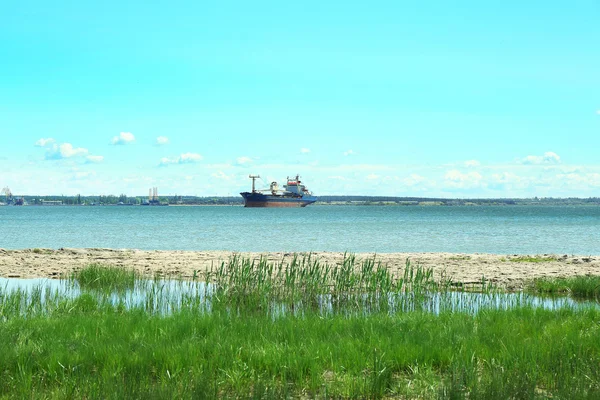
[1,187,24,206]
[240,175,317,207]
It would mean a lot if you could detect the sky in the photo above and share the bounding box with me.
[1,0,599,198]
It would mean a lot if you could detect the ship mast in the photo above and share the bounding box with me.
[249,175,260,193]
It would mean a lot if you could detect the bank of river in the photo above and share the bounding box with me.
[1,248,599,290]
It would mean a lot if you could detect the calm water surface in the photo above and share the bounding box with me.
[1,277,597,316]
[1,205,599,254]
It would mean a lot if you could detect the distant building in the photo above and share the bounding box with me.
[41,200,63,206]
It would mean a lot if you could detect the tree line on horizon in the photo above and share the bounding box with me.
[11,194,600,206]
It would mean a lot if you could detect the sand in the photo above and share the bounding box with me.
[1,248,599,289]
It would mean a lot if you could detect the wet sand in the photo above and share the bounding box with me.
[1,248,599,290]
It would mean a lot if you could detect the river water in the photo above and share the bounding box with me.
[1,205,599,254]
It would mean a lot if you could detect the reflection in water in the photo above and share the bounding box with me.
[1,277,598,318]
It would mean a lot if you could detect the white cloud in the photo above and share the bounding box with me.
[236,156,254,165]
[211,171,234,180]
[18,144,600,197]
[59,143,88,158]
[588,173,600,185]
[35,138,55,147]
[491,172,523,184]
[596,110,600,115]
[402,174,426,186]
[445,170,482,182]
[159,152,203,166]
[156,136,169,145]
[300,148,311,154]
[521,151,560,165]
[86,155,104,163]
[110,132,135,145]
[204,163,235,170]
[45,143,89,160]
[560,166,582,173]
[444,169,484,189]
[179,153,203,163]
[344,150,357,156]
[464,160,481,167]
[72,171,97,180]
[555,172,600,188]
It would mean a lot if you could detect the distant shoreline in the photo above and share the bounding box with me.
[2,248,599,290]
[3,194,600,207]
[4,202,600,207]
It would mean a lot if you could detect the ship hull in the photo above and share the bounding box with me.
[240,192,317,208]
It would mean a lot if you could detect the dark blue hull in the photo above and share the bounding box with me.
[240,192,317,207]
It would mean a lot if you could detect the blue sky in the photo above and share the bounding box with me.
[1,0,599,197]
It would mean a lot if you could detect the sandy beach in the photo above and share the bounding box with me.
[1,248,599,290]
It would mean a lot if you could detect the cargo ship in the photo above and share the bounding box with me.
[240,175,317,207]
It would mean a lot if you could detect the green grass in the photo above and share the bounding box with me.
[1,305,599,399]
[503,255,558,263]
[205,254,450,307]
[528,275,600,300]
[1,255,600,398]
[31,248,52,255]
[448,255,471,261]
[70,263,138,291]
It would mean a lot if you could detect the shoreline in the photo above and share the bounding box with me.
[1,248,599,290]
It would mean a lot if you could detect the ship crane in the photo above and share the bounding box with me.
[1,186,12,201]
[0,186,23,205]
[248,175,260,193]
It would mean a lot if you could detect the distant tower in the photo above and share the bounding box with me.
[148,187,159,205]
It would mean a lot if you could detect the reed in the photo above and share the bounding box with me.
[70,263,138,291]
[529,275,600,300]
[1,256,599,398]
[205,254,446,314]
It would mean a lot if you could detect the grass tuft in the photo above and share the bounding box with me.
[71,263,138,291]
[204,254,449,314]
[31,248,52,255]
[505,255,558,263]
[448,255,471,261]
[528,275,600,300]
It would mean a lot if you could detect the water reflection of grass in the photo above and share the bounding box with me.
[0,255,599,399]
[529,275,600,300]
[205,254,453,313]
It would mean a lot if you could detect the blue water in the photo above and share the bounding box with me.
[0,205,599,254]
